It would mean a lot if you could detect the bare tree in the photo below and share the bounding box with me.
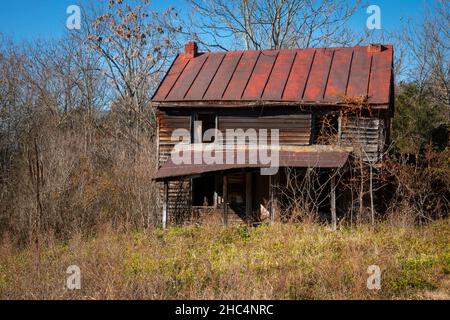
[400,0,449,109]
[184,0,362,50]
[85,0,180,140]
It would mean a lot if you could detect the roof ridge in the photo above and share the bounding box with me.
[196,44,393,55]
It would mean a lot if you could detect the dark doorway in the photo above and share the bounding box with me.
[192,175,215,206]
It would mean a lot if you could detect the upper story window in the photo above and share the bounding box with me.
[193,113,217,143]
[312,113,340,145]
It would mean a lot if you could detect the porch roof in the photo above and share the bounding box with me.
[154,145,351,180]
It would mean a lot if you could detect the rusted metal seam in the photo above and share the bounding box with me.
[366,55,374,98]
[151,53,179,101]
[280,51,297,100]
[220,51,244,99]
[240,51,262,99]
[260,51,280,100]
[164,58,191,100]
[322,50,335,100]
[201,53,226,100]
[344,50,354,96]
[183,54,210,99]
[301,50,317,101]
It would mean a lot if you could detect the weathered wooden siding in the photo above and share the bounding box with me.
[156,107,390,226]
[158,109,312,166]
[160,179,191,225]
[157,111,192,226]
[218,114,311,146]
[157,111,191,166]
[158,109,386,165]
[340,116,384,162]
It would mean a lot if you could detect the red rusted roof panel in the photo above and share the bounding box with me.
[282,49,316,101]
[223,50,260,100]
[346,47,372,99]
[203,51,243,100]
[242,50,278,100]
[166,53,208,101]
[153,45,393,106]
[262,50,297,100]
[324,48,353,102]
[184,52,225,100]
[368,46,393,103]
[152,55,189,101]
[303,48,334,102]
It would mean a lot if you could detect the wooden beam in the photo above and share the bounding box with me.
[213,191,218,207]
[330,171,337,231]
[162,181,168,228]
[245,172,252,223]
[337,114,342,145]
[223,175,228,227]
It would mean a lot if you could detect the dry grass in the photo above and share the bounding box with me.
[0,220,449,300]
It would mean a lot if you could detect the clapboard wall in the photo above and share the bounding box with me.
[340,116,385,162]
[218,114,311,146]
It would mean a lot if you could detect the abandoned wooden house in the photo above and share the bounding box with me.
[152,42,394,227]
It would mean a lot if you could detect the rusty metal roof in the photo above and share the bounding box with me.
[154,145,350,180]
[152,44,393,107]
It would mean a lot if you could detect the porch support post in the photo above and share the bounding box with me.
[223,174,228,227]
[162,180,169,228]
[245,172,252,223]
[213,175,219,207]
[330,170,337,231]
[269,175,275,225]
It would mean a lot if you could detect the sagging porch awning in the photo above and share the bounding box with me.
[154,145,351,180]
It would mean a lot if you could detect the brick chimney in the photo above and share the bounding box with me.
[368,44,383,53]
[184,41,198,58]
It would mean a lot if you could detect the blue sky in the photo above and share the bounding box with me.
[0,0,432,43]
